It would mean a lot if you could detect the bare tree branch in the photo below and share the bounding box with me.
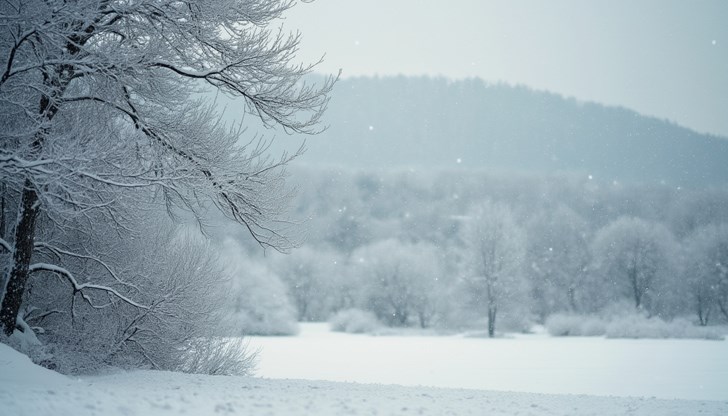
[29,262,148,310]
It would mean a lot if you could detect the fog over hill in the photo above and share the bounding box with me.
[217,76,728,187]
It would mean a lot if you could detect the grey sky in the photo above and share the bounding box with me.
[284,0,728,138]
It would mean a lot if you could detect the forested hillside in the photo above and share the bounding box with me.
[248,76,728,187]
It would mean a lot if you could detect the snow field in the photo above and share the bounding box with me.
[250,323,728,401]
[2,324,728,415]
[1,341,726,416]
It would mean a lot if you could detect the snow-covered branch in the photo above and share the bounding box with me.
[29,262,148,311]
[0,154,56,175]
[34,242,141,292]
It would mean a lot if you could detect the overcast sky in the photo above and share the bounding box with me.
[284,0,728,138]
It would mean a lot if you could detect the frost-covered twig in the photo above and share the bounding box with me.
[34,242,142,292]
[29,262,148,310]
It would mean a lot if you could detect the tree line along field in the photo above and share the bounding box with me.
[219,166,728,338]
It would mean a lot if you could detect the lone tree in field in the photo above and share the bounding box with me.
[0,0,335,335]
[462,201,527,338]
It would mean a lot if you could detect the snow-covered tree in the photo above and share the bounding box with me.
[461,201,527,337]
[353,239,442,328]
[526,205,591,318]
[272,246,343,321]
[683,224,728,324]
[591,217,679,315]
[0,0,334,335]
[221,240,298,336]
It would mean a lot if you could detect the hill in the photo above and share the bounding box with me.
[213,76,728,187]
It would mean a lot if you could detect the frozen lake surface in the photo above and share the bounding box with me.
[250,323,728,401]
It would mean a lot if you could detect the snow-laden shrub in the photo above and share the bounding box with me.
[179,338,258,376]
[270,247,345,322]
[497,307,535,333]
[605,315,724,340]
[21,219,257,376]
[329,308,382,333]
[580,317,609,336]
[0,318,54,369]
[545,314,606,337]
[222,240,299,336]
[230,283,299,336]
[546,312,724,340]
[545,314,583,336]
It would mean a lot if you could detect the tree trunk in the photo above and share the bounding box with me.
[395,308,408,326]
[1,58,65,335]
[0,183,6,239]
[418,311,427,329]
[696,294,710,326]
[487,305,497,338]
[567,286,577,312]
[717,300,728,322]
[297,298,308,322]
[0,182,40,335]
[628,265,642,309]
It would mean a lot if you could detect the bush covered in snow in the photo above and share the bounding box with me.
[545,314,607,337]
[0,319,53,370]
[15,217,258,376]
[222,240,299,336]
[329,308,382,334]
[546,312,724,340]
[178,338,258,376]
[605,315,724,340]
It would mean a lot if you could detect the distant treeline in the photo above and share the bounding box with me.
[225,167,728,334]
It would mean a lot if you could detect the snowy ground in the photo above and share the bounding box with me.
[2,324,728,415]
[251,323,728,401]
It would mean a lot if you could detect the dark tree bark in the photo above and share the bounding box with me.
[696,296,710,326]
[567,286,577,312]
[0,183,6,240]
[628,264,642,309]
[0,62,64,334]
[487,304,497,338]
[717,300,728,322]
[418,311,427,329]
[0,183,40,335]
